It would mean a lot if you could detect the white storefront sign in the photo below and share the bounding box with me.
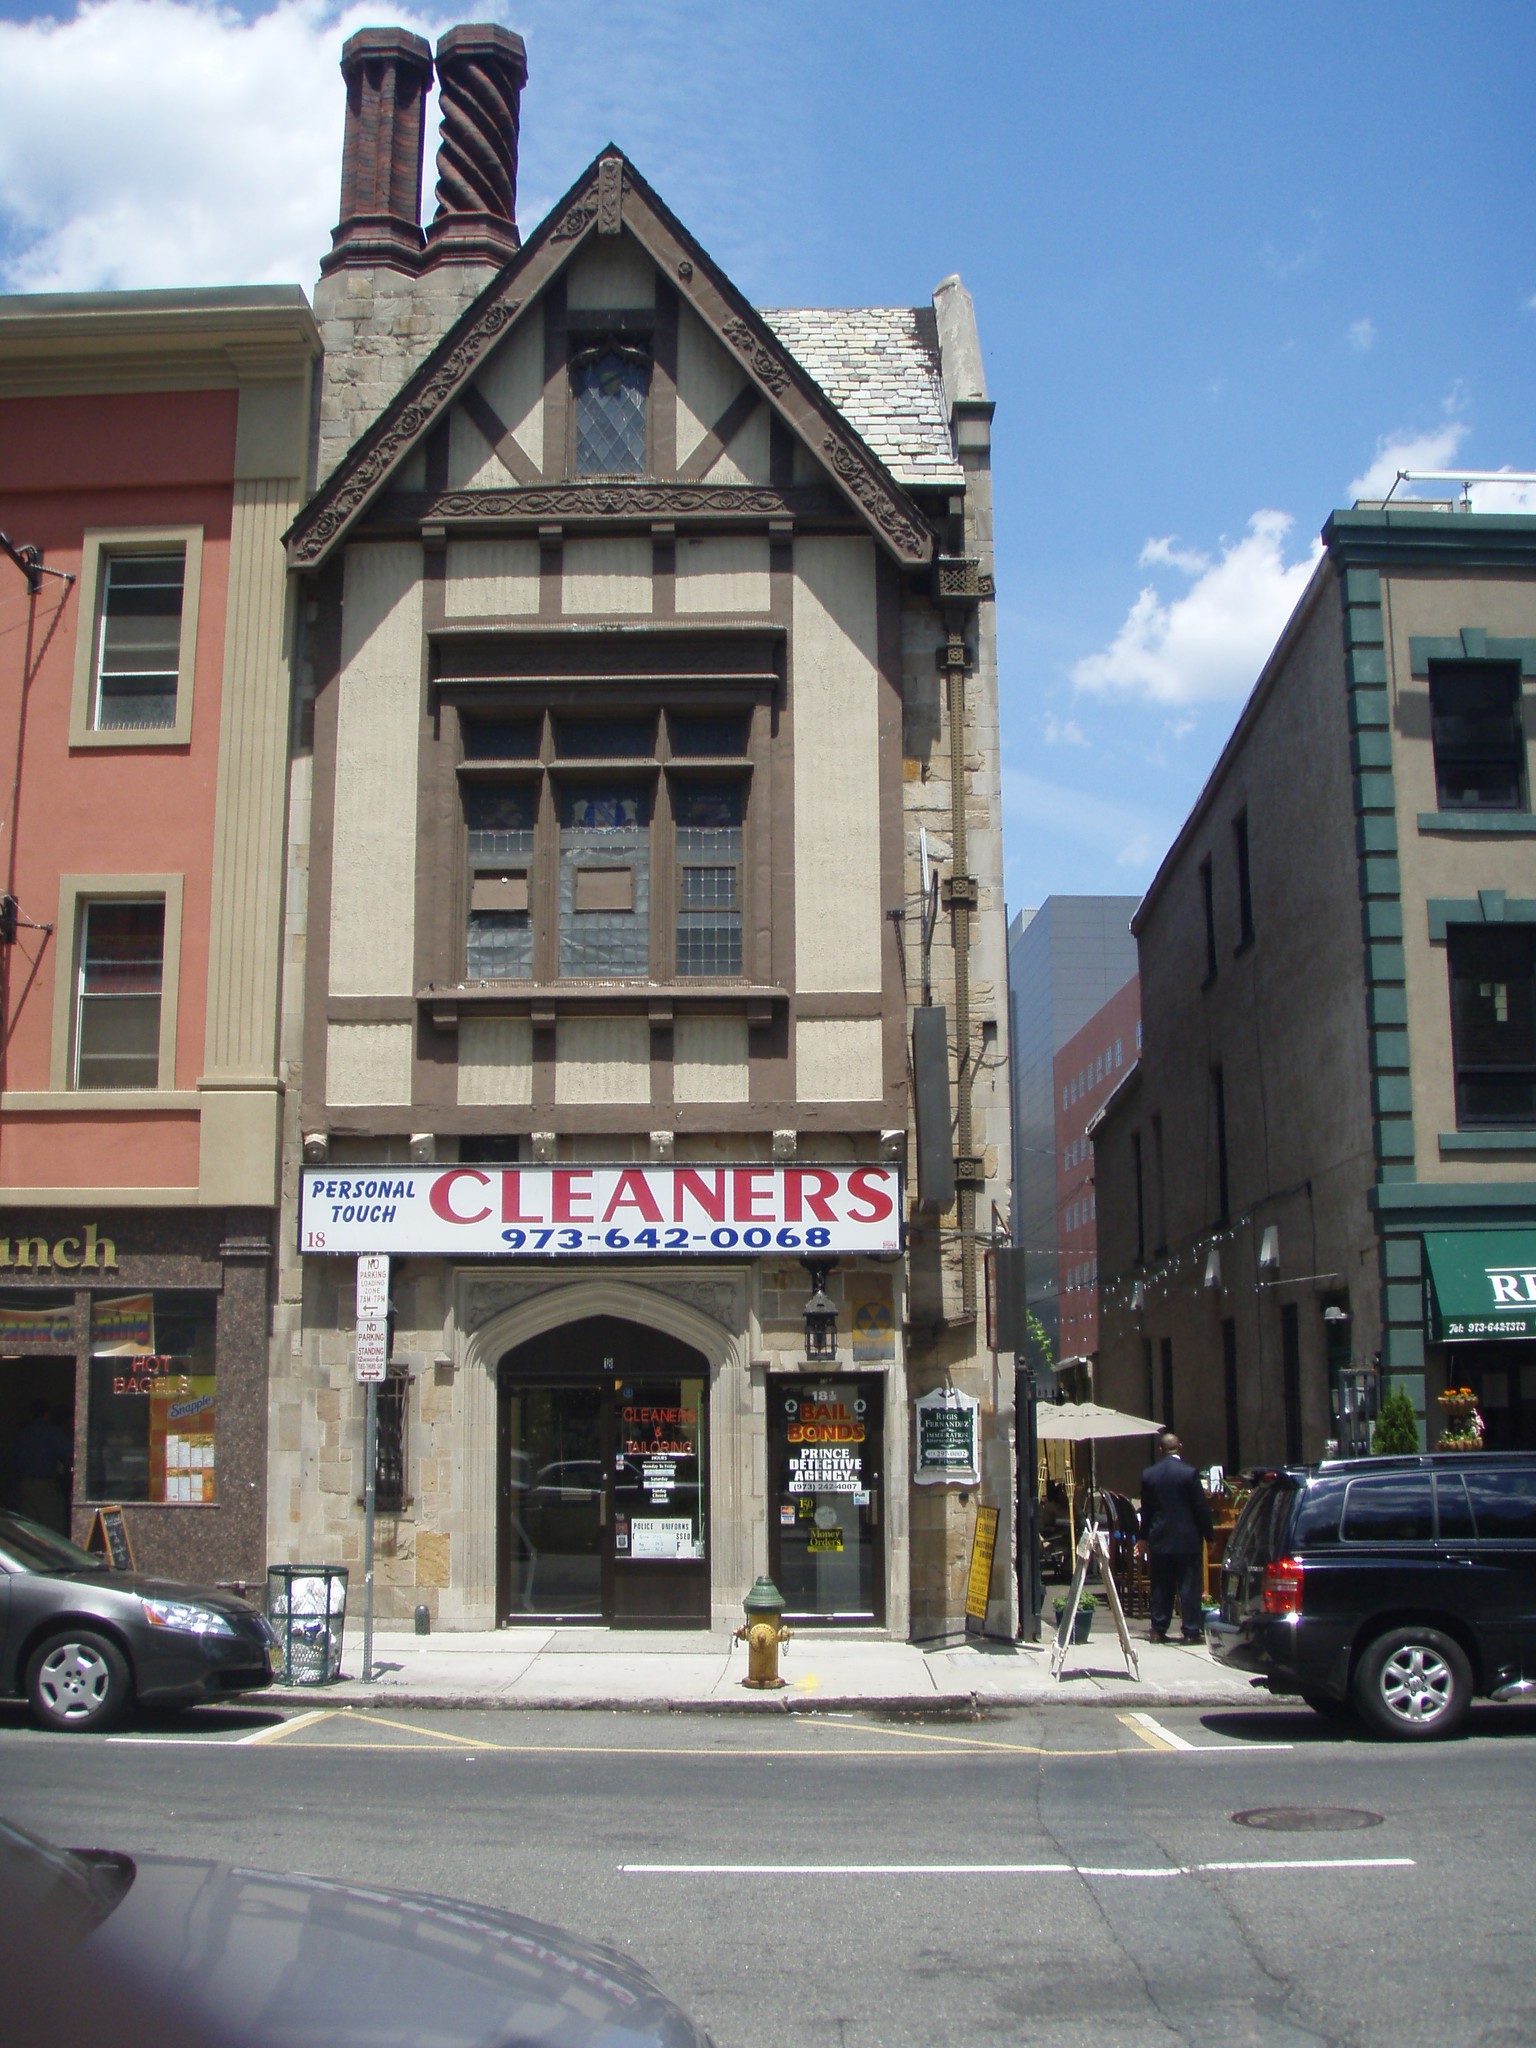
[913,1386,980,1485]
[302,1164,901,1257]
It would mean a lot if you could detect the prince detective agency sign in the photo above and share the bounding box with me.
[301,1164,901,1257]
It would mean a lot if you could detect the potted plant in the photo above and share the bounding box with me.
[1436,1387,1486,1451]
[1053,1590,1097,1644]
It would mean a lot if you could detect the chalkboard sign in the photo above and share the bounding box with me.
[85,1505,135,1574]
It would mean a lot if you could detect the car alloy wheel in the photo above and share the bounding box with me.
[25,1630,131,1734]
[1354,1625,1471,1741]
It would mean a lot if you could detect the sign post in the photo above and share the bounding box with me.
[355,1254,389,1684]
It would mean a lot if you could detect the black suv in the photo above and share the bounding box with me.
[1208,1453,1536,1740]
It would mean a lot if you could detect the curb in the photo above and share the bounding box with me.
[243,1685,1264,1716]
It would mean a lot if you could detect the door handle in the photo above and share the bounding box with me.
[868,1491,879,1528]
[599,1494,608,1527]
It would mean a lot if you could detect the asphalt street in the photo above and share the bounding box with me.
[4,1695,1535,2048]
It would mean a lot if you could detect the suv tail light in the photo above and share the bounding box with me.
[1261,1557,1305,1617]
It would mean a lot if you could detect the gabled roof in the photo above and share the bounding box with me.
[762,308,962,488]
[285,147,938,570]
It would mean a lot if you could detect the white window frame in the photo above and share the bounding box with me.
[70,527,202,749]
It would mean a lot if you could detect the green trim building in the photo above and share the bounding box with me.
[1093,506,1536,1467]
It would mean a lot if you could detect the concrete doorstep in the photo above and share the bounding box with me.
[250,1624,1263,1715]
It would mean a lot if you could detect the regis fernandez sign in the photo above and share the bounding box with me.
[300,1164,901,1257]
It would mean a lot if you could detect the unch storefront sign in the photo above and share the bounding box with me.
[1424,1231,1536,1340]
[301,1165,901,1256]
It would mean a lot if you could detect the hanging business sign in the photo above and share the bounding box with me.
[301,1165,901,1257]
[914,1386,980,1485]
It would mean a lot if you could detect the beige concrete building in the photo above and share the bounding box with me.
[267,27,1013,1638]
[1094,503,1536,1480]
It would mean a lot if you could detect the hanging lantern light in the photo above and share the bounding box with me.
[801,1259,839,1362]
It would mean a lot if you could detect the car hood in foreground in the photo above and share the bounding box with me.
[83,1850,708,2048]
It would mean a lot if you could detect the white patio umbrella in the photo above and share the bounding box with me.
[1036,1403,1163,1546]
[1036,1401,1163,1441]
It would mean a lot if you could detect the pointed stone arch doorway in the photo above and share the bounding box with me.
[496,1314,711,1627]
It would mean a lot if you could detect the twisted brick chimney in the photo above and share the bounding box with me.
[424,24,527,266]
[321,28,435,276]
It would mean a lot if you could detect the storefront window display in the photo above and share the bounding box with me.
[87,1291,217,1503]
[769,1377,884,1623]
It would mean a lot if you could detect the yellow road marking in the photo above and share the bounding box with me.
[799,1718,1123,1758]
[335,1707,500,1748]
[1118,1712,1180,1752]
[239,1708,338,1746]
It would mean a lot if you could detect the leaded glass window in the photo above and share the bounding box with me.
[674,782,743,978]
[573,347,649,475]
[560,783,650,976]
[466,782,536,979]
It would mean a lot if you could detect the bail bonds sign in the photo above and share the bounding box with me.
[301,1164,901,1257]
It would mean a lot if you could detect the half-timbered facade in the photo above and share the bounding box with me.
[270,26,1011,1638]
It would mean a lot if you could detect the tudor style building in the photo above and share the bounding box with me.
[267,27,1012,1637]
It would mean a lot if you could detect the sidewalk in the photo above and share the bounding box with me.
[252,1625,1263,1714]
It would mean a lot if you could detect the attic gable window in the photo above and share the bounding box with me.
[572,342,649,475]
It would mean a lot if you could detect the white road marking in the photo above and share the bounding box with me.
[622,1858,1415,1877]
[238,1708,336,1746]
[1122,1709,1294,1754]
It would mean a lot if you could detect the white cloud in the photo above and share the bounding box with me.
[1466,469,1536,513]
[1072,511,1322,706]
[1347,316,1376,353]
[0,0,399,290]
[1042,714,1088,748]
[1347,421,1467,503]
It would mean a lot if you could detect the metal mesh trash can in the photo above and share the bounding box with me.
[266,1565,348,1685]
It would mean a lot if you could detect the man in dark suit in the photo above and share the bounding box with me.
[1140,1432,1213,1643]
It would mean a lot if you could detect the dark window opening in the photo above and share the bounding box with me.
[463,718,540,761]
[1280,1303,1302,1463]
[1233,810,1254,948]
[1449,924,1536,1127]
[1200,856,1217,982]
[572,345,650,475]
[1212,1063,1229,1226]
[1430,660,1527,812]
[375,1369,410,1514]
[1132,1132,1145,1263]
[1142,1338,1155,1422]
[96,551,184,730]
[670,713,750,758]
[1160,1336,1175,1434]
[554,715,655,760]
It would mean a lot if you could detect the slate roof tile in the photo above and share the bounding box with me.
[759,305,962,487]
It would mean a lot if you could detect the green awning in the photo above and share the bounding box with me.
[1424,1231,1536,1341]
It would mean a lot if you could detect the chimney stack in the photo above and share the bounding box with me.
[321,27,435,276]
[425,24,527,266]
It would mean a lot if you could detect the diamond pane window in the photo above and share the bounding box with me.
[675,782,743,977]
[465,782,536,979]
[96,553,184,729]
[560,782,650,976]
[573,348,649,475]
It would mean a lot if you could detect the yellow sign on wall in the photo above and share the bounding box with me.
[965,1504,1000,1624]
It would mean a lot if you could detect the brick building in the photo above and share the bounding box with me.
[1094,501,1536,1479]
[1054,974,1140,1372]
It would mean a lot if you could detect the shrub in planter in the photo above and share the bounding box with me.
[1371,1386,1420,1456]
[1053,1591,1096,1644]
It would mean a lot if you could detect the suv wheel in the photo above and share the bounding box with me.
[1353,1626,1471,1741]
[25,1629,132,1734]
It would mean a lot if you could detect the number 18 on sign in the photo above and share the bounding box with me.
[355,1254,389,1382]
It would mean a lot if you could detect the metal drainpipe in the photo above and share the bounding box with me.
[942,615,977,1317]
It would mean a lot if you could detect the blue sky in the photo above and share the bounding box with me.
[1,1,1531,917]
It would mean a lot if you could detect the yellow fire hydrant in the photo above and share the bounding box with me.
[735,1575,792,1689]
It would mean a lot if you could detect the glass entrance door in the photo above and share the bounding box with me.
[496,1317,711,1628]
[501,1383,605,1620]
[769,1376,884,1624]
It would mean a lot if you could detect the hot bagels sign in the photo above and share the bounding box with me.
[300,1164,902,1257]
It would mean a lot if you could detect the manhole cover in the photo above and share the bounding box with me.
[1231,1806,1383,1833]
